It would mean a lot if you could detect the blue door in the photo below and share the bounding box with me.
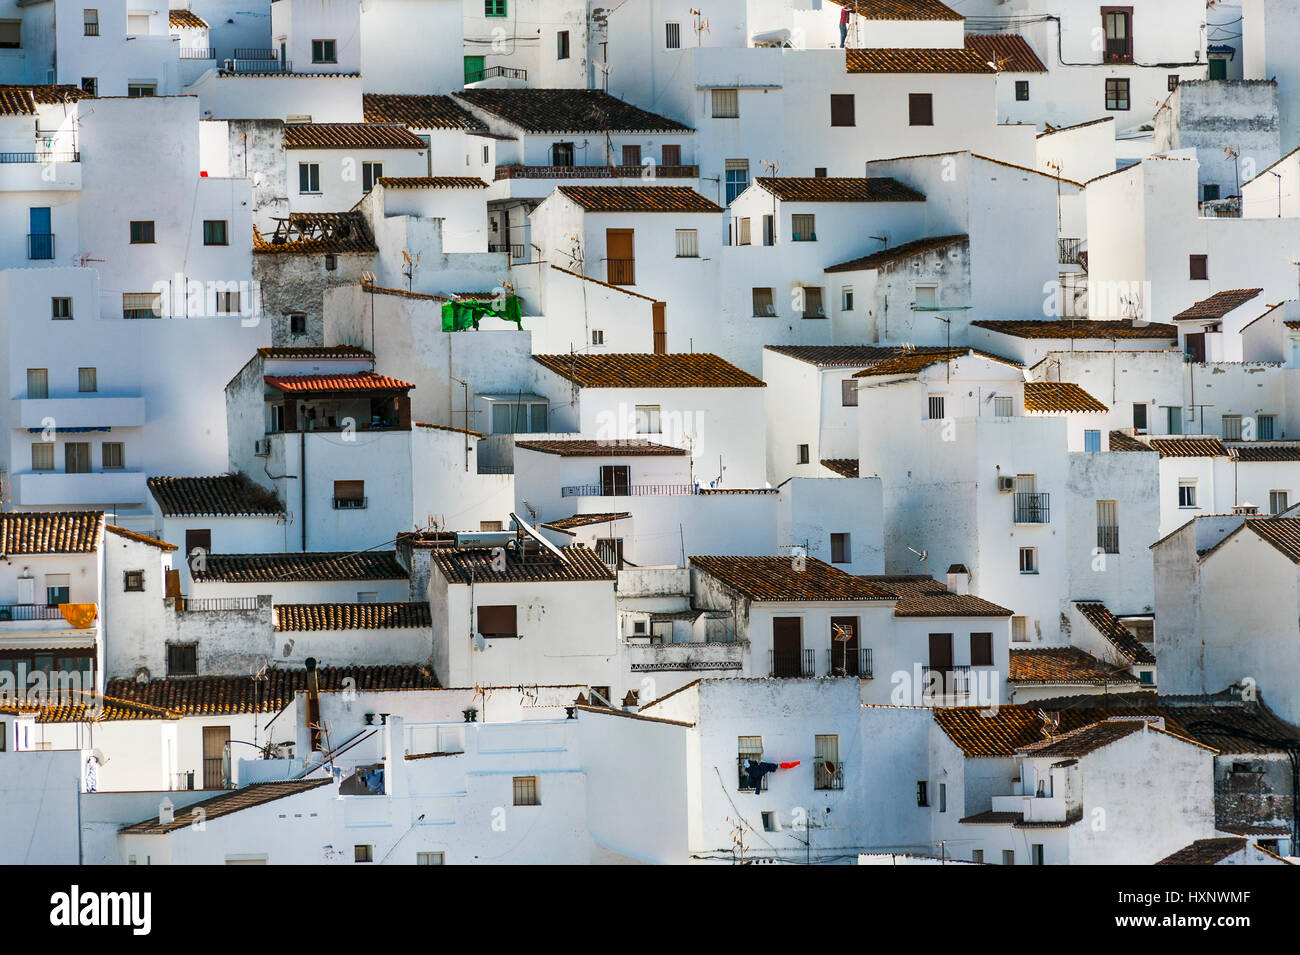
[29,207,52,259]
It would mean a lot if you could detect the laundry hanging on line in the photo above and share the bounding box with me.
[441,295,523,332]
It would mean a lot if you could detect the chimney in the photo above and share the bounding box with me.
[946,564,970,595]
[158,797,175,825]
[621,690,639,712]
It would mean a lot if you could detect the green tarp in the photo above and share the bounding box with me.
[441,295,522,332]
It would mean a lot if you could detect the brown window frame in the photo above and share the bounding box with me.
[1101,6,1134,63]
[829,93,855,127]
[970,632,994,667]
[477,604,518,638]
[1105,77,1130,111]
[1189,254,1208,280]
[908,92,933,126]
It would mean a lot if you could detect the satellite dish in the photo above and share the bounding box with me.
[473,632,487,652]
[510,511,567,564]
[92,747,109,765]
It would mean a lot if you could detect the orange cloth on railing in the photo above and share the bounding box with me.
[59,603,97,629]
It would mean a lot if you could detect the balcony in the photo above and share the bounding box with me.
[824,647,872,678]
[0,604,66,622]
[769,648,815,678]
[562,483,694,498]
[174,596,268,613]
[28,233,54,259]
[606,258,635,286]
[1013,492,1050,524]
[465,65,527,84]
[14,470,147,507]
[15,395,146,430]
[0,602,97,635]
[493,164,699,181]
[814,759,844,791]
[1057,237,1082,265]
[1103,40,1133,63]
[626,639,746,672]
[333,497,368,510]
[922,665,972,699]
[179,47,216,59]
[488,242,526,260]
[1097,525,1119,554]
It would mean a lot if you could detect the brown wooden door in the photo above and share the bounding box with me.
[928,633,953,669]
[772,617,803,677]
[606,228,634,285]
[831,616,859,676]
[600,465,630,496]
[1185,332,1206,363]
[185,528,211,560]
[652,302,666,355]
[661,144,681,167]
[203,725,230,789]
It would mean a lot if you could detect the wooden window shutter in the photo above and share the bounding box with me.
[477,605,518,637]
[909,93,933,126]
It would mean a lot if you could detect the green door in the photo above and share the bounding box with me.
[1208,58,1227,80]
[464,55,485,84]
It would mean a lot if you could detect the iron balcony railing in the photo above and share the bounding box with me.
[172,770,196,791]
[333,497,368,510]
[28,233,54,260]
[1097,525,1120,554]
[488,242,526,260]
[1014,492,1050,523]
[1,151,79,164]
[814,759,844,791]
[562,483,694,498]
[493,163,699,181]
[465,65,527,83]
[179,47,216,59]
[922,665,972,698]
[0,603,66,621]
[825,647,873,678]
[234,47,279,59]
[1103,39,1132,62]
[84,23,99,36]
[175,596,263,612]
[769,648,815,678]
[1058,237,1083,264]
[202,757,226,789]
[606,258,635,286]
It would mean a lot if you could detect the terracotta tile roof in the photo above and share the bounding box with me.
[824,234,966,273]
[0,87,36,115]
[1145,437,1228,458]
[853,346,1021,377]
[453,89,691,133]
[515,439,688,457]
[754,176,925,203]
[1171,288,1264,321]
[821,458,860,477]
[375,176,488,189]
[959,810,1025,825]
[1229,443,1300,462]
[274,601,431,631]
[434,544,616,584]
[2,691,181,723]
[103,665,439,716]
[971,319,1177,339]
[1023,381,1108,413]
[540,512,632,531]
[555,185,722,213]
[148,474,283,517]
[414,421,484,438]
[282,122,428,150]
[121,780,333,834]
[851,0,962,20]
[263,372,415,394]
[550,265,660,302]
[257,345,373,360]
[964,34,1048,72]
[533,353,764,389]
[362,93,488,130]
[253,212,377,255]
[192,551,406,583]
[0,511,103,554]
[846,47,995,73]
[1074,601,1156,665]
[106,525,178,552]
[1036,117,1114,138]
[1155,837,1248,865]
[765,344,909,367]
[861,575,1012,616]
[0,85,89,111]
[168,8,208,29]
[1009,647,1139,685]
[1107,430,1152,452]
[1242,518,1300,563]
[1017,718,1147,756]
[690,556,892,601]
[933,705,1138,757]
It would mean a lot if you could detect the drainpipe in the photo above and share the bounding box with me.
[300,430,306,552]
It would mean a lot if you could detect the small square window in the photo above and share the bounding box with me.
[127,84,155,98]
[52,297,72,320]
[928,395,945,420]
[665,22,680,49]
[298,163,320,194]
[354,844,373,863]
[1019,547,1037,574]
[675,229,699,257]
[1106,77,1130,110]
[761,811,778,832]
[203,220,228,246]
[993,395,1014,417]
[1168,74,1180,92]
[102,442,124,469]
[485,0,506,16]
[31,443,54,471]
[752,287,774,317]
[591,329,604,345]
[830,533,851,564]
[1189,254,1208,280]
[1084,429,1101,452]
[124,570,145,592]
[908,92,933,126]
[78,367,97,392]
[1015,80,1030,101]
[1270,490,1289,515]
[324,253,337,271]
[288,313,307,335]
[167,644,197,676]
[129,220,155,244]
[312,39,337,64]
[797,444,810,465]
[512,775,539,806]
[1178,480,1198,508]
[711,88,739,119]
[80,77,97,95]
[829,93,855,127]
[842,379,858,407]
[791,214,816,241]
[417,851,445,865]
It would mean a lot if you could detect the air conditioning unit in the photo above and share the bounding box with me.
[997,476,1016,493]
[253,438,270,456]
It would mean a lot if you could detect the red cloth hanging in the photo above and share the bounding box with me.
[779,760,801,770]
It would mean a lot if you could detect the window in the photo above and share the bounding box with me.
[635,404,662,434]
[1202,184,1221,202]
[1105,78,1130,110]
[801,286,824,318]
[814,735,841,790]
[738,736,763,788]
[797,444,810,465]
[129,221,155,244]
[490,401,547,434]
[557,29,570,59]
[621,144,641,167]
[917,781,929,807]
[1222,414,1242,440]
[1012,616,1028,642]
[84,9,98,35]
[1209,57,1227,80]
[215,291,240,314]
[123,292,161,319]
[842,379,858,407]
[753,287,774,317]
[1189,254,1208,280]
[127,13,149,35]
[324,253,337,271]
[357,592,378,603]
[791,214,816,241]
[712,89,739,119]
[1165,406,1183,435]
[362,162,383,193]
[939,782,947,812]
[550,141,574,166]
[65,442,90,474]
[814,167,827,178]
[1031,843,1044,865]
[660,144,681,168]
[928,395,945,420]
[26,368,48,399]
[761,811,777,832]
[830,533,851,564]
[763,214,775,246]
[477,605,517,638]
[1002,849,1015,865]
[1097,500,1118,553]
[78,367,97,393]
[289,313,307,335]
[675,229,699,257]
[417,851,445,865]
[167,644,197,676]
[665,22,681,48]
[1084,429,1101,452]
[993,395,1014,417]
[298,163,320,194]
[591,329,604,346]
[1102,7,1133,61]
[46,574,70,606]
[185,529,211,561]
[311,39,337,63]
[1015,80,1030,101]
[1139,670,1155,685]
[724,159,748,203]
[1271,491,1289,515]
[485,0,507,16]
[127,84,156,98]
[829,93,855,126]
[1168,74,1180,92]
[1019,547,1037,574]
[1258,415,1276,440]
[52,297,72,320]
[737,217,751,245]
[333,480,365,509]
[353,844,373,863]
[972,849,984,863]
[841,286,854,311]
[124,571,145,592]
[80,77,97,96]
[0,19,17,49]
[102,442,124,470]
[203,220,228,246]
[970,632,993,667]
[1133,402,1148,433]
[908,93,933,126]
[512,775,539,806]
[31,443,54,471]
[1178,480,1198,508]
